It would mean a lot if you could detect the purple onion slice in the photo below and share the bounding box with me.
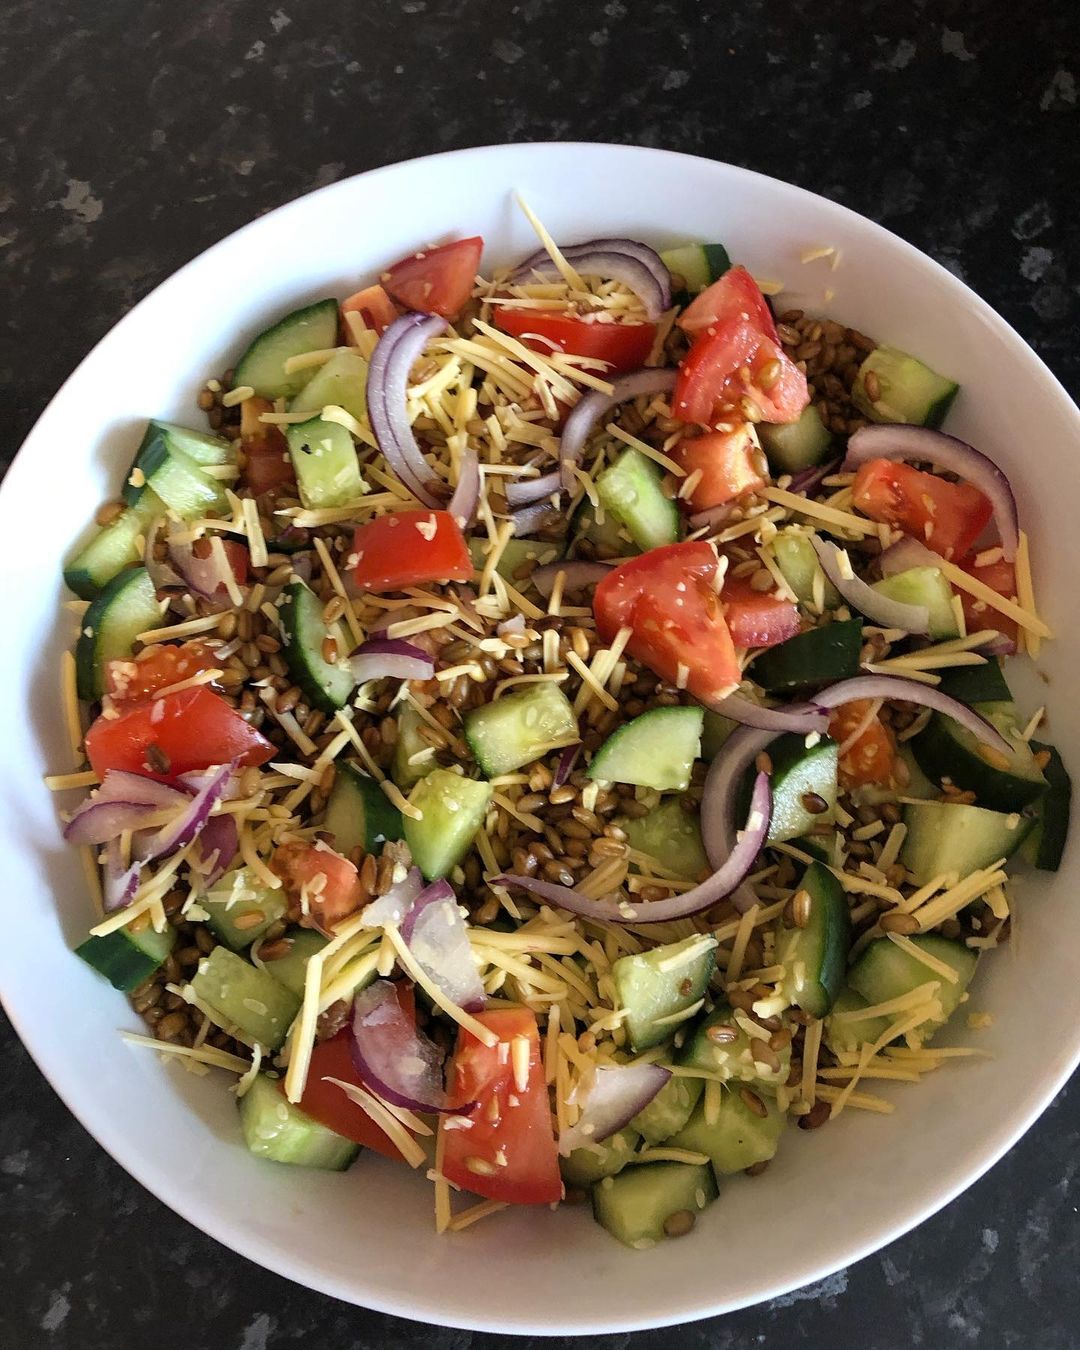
[448,448,480,529]
[361,866,425,929]
[504,470,563,509]
[553,742,582,788]
[349,979,467,1114]
[367,313,448,507]
[810,536,931,634]
[787,456,841,497]
[559,367,677,490]
[194,814,239,890]
[132,761,235,864]
[557,1062,672,1155]
[529,560,614,599]
[400,880,486,1012]
[349,637,435,684]
[510,237,673,319]
[702,693,828,736]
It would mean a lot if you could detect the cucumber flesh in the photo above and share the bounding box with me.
[203,868,289,951]
[239,1074,360,1170]
[324,761,405,856]
[750,619,863,693]
[234,299,340,400]
[847,935,977,1030]
[146,420,234,467]
[776,861,851,1017]
[701,708,738,759]
[468,536,557,583]
[392,704,433,790]
[403,768,492,879]
[279,580,356,713]
[75,921,175,994]
[661,242,731,296]
[75,565,164,701]
[191,946,301,1051]
[824,987,891,1058]
[677,1004,791,1088]
[759,406,832,475]
[1022,741,1071,872]
[569,496,638,560]
[613,935,717,1051]
[872,567,958,639]
[771,529,841,608]
[289,348,369,423]
[592,1161,718,1249]
[669,1088,785,1176]
[900,799,1034,886]
[622,798,708,880]
[285,416,366,509]
[629,1073,703,1145]
[463,682,578,776]
[595,448,681,552]
[753,732,838,844]
[560,1127,640,1188]
[261,929,330,999]
[64,497,161,601]
[588,706,704,792]
[121,422,229,517]
[910,703,1046,812]
[852,346,959,429]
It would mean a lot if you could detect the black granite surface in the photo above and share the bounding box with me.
[3,1,1080,1345]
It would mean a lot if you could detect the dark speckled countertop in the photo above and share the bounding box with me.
[3,2,1080,1346]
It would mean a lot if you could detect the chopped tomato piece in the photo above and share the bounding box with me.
[958,555,1019,647]
[104,640,219,705]
[286,1028,411,1162]
[852,459,992,561]
[341,284,400,336]
[441,1008,561,1206]
[830,699,897,788]
[352,510,473,594]
[594,541,741,703]
[722,575,801,649]
[679,265,780,343]
[674,317,808,427]
[85,686,274,779]
[382,236,483,320]
[492,308,657,375]
[272,841,364,931]
[240,395,295,496]
[672,426,769,513]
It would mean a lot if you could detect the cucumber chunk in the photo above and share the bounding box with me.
[847,935,977,1031]
[669,1088,786,1176]
[613,935,717,1051]
[701,708,738,760]
[751,732,838,844]
[771,529,840,608]
[900,799,1034,886]
[468,536,556,582]
[279,580,356,713]
[852,346,959,429]
[677,1004,791,1087]
[776,861,851,1017]
[560,1127,640,1188]
[75,565,164,701]
[121,421,230,517]
[464,683,578,776]
[910,703,1046,812]
[750,619,863,693]
[234,298,340,400]
[588,706,704,792]
[630,1073,703,1145]
[239,1074,360,1170]
[592,1161,718,1249]
[285,416,366,509]
[392,704,432,790]
[1022,741,1071,872]
[261,929,330,999]
[75,921,175,994]
[64,496,161,601]
[824,988,891,1058]
[938,658,1012,706]
[145,420,234,467]
[203,868,289,951]
[289,348,369,423]
[660,242,731,296]
[759,406,833,476]
[595,448,681,552]
[622,798,708,880]
[568,496,638,560]
[872,567,958,639]
[324,761,404,856]
[403,768,492,879]
[191,947,300,1051]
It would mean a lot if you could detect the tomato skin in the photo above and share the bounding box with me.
[240,395,296,496]
[341,284,400,336]
[284,1029,409,1161]
[830,699,897,788]
[672,426,769,513]
[441,1008,561,1206]
[85,686,275,779]
[272,841,364,930]
[958,556,1019,647]
[382,237,483,320]
[594,541,741,703]
[104,640,219,705]
[352,510,473,593]
[852,459,992,561]
[492,308,657,374]
[679,266,780,343]
[674,318,808,427]
[721,575,801,649]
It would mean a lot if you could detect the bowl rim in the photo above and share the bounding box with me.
[4,140,1079,1335]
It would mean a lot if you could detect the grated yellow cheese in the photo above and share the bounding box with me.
[800,1018,823,1108]
[120,1031,252,1074]
[936,556,1050,638]
[448,1199,510,1232]
[45,769,99,791]
[61,650,83,760]
[1015,529,1039,657]
[384,927,498,1046]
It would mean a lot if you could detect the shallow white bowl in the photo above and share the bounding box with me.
[1,143,1077,1335]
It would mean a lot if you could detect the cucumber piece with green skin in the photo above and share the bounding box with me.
[750,732,838,844]
[750,619,863,693]
[191,946,300,1051]
[677,1004,791,1087]
[560,1127,640,1188]
[75,921,175,994]
[759,405,833,475]
[899,799,1034,886]
[468,536,557,582]
[629,1074,703,1145]
[622,798,708,880]
[588,706,704,792]
[669,1088,786,1176]
[701,708,738,759]
[203,868,289,951]
[1022,741,1071,871]
[568,496,638,560]
[848,935,977,1030]
[324,761,404,856]
[824,988,891,1058]
[660,242,731,297]
[871,567,958,639]
[852,346,959,429]
[234,298,340,400]
[143,420,234,468]
[771,529,841,608]
[613,935,717,1052]
[239,1074,360,1170]
[595,448,681,552]
[289,348,369,423]
[464,682,579,776]
[392,704,433,790]
[938,658,1012,706]
[75,565,164,701]
[121,422,230,516]
[910,703,1046,812]
[285,416,366,509]
[404,768,492,879]
[776,861,850,1017]
[279,580,356,713]
[63,495,162,601]
[592,1161,718,1249]
[261,929,330,999]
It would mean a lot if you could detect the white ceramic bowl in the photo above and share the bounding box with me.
[2,143,1077,1335]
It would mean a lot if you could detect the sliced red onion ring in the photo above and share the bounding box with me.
[844,425,1019,562]
[194,814,239,889]
[349,637,435,684]
[504,470,563,509]
[448,448,480,529]
[349,979,466,1114]
[496,613,527,637]
[557,1062,672,1155]
[63,799,161,846]
[400,879,486,1011]
[788,457,841,497]
[102,838,142,913]
[509,501,563,537]
[132,761,235,864]
[811,676,1012,754]
[367,313,448,508]
[529,560,614,599]
[878,535,943,577]
[496,771,771,925]
[361,866,425,929]
[559,368,677,490]
[811,536,930,634]
[702,693,828,736]
[511,237,672,320]
[553,742,581,788]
